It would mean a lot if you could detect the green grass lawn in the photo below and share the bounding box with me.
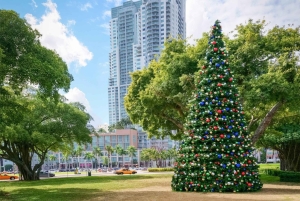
[259,163,280,170]
[0,164,287,201]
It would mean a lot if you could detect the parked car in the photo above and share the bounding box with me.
[0,173,19,180]
[114,168,137,175]
[39,171,55,177]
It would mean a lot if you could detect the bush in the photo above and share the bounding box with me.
[280,171,300,182]
[261,169,281,176]
[148,167,174,172]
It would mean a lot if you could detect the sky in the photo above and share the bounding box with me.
[1,0,299,128]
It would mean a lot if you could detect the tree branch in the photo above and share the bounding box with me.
[251,101,284,144]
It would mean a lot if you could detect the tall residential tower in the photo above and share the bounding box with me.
[108,0,186,125]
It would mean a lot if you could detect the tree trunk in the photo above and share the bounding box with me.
[251,101,284,144]
[279,142,300,171]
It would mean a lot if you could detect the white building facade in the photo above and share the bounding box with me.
[108,0,186,125]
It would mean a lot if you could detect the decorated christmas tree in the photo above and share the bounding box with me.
[171,20,263,192]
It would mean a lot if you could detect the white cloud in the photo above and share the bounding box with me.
[64,87,91,112]
[106,0,123,7]
[80,2,92,11]
[25,0,93,68]
[100,23,110,35]
[30,0,38,8]
[67,20,76,27]
[186,0,300,44]
[102,10,111,19]
[64,88,104,127]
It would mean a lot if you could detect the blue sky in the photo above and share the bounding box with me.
[1,0,299,128]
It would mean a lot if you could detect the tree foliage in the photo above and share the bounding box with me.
[0,10,92,180]
[0,10,73,99]
[0,96,92,180]
[125,19,300,143]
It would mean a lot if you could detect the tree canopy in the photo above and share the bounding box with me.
[124,19,300,143]
[0,10,73,99]
[0,10,92,180]
[0,95,92,180]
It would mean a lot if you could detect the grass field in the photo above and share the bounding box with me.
[0,164,294,201]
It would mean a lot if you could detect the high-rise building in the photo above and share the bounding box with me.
[108,0,186,125]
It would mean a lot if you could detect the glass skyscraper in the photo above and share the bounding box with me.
[108,0,186,125]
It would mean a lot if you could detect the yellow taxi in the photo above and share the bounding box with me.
[0,173,19,180]
[114,168,137,175]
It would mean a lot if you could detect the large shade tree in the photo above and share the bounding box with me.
[0,10,93,180]
[124,20,300,171]
[0,96,92,180]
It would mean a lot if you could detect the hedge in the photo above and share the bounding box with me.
[261,169,300,182]
[280,171,300,182]
[261,169,281,176]
[148,167,174,172]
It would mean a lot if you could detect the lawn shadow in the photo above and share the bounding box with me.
[1,187,104,201]
[4,174,157,187]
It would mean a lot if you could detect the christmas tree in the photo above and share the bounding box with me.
[171,20,263,192]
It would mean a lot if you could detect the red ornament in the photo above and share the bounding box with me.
[247,183,252,187]
[222,52,224,54]
[211,41,217,45]
[217,83,222,87]
[213,48,218,52]
[229,77,233,82]
[215,117,219,121]
[213,126,218,130]
[220,134,224,138]
[220,75,224,79]
[241,172,245,176]
[202,65,206,69]
[206,118,211,123]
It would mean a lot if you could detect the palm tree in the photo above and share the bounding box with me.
[84,152,94,169]
[93,147,102,169]
[48,155,57,169]
[141,149,151,167]
[115,145,126,168]
[126,146,137,168]
[62,151,70,170]
[105,145,114,168]
[166,147,178,167]
[75,146,84,168]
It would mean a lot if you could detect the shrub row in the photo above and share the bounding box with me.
[148,167,174,172]
[261,169,300,182]
[261,169,281,176]
[280,171,300,182]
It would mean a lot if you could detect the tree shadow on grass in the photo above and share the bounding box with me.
[1,187,104,201]
[5,175,156,187]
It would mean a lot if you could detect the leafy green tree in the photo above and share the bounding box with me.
[126,146,137,168]
[98,128,107,133]
[93,147,102,168]
[0,95,92,180]
[0,10,72,100]
[171,20,262,192]
[84,152,94,169]
[257,112,300,171]
[125,19,300,145]
[105,145,114,168]
[108,117,133,132]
